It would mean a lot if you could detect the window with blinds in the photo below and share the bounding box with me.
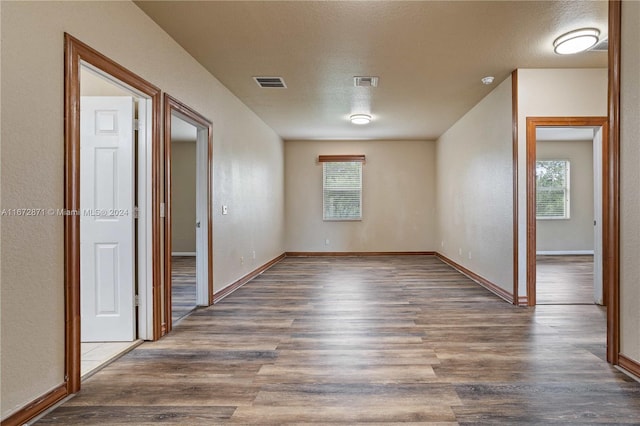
[536,160,570,219]
[322,160,363,221]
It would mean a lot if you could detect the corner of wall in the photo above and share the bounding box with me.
[435,75,514,294]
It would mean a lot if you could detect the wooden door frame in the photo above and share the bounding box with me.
[64,34,162,394]
[526,116,609,306]
[607,0,620,365]
[163,94,214,335]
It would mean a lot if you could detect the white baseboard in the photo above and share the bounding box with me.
[536,250,594,255]
[172,252,196,256]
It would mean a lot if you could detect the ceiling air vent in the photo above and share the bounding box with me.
[253,76,287,88]
[591,39,608,51]
[354,76,379,87]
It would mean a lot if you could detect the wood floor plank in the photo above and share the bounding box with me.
[251,383,462,407]
[171,256,197,323]
[536,255,594,304]
[36,256,640,424]
[35,406,236,425]
[231,403,458,424]
[453,382,640,424]
[255,364,438,384]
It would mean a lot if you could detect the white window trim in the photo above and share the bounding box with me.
[536,159,571,220]
[321,159,363,221]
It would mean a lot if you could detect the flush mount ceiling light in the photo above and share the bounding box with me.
[350,114,372,125]
[553,28,600,55]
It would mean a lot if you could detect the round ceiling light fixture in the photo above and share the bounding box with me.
[553,28,600,55]
[350,114,372,125]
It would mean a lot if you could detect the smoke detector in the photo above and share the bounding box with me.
[481,76,495,85]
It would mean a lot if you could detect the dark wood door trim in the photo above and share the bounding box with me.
[511,69,519,305]
[163,94,214,335]
[606,0,621,365]
[525,117,609,308]
[64,33,162,394]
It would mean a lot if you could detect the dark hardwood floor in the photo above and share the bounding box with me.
[171,256,197,324]
[37,256,640,424]
[536,255,594,304]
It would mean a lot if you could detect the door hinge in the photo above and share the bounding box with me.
[160,203,166,218]
[135,294,140,307]
[134,118,143,131]
[134,206,140,219]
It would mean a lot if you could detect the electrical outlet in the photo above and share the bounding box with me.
[222,205,228,215]
[458,248,462,256]
[441,240,444,247]
[240,256,244,264]
[252,250,256,260]
[325,239,330,245]
[468,251,472,260]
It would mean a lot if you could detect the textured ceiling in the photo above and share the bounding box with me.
[135,1,608,141]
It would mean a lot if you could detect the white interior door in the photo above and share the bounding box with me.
[80,96,136,342]
[593,126,604,304]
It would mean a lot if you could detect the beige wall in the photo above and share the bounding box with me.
[171,141,197,253]
[0,1,284,419]
[536,140,594,253]
[285,140,436,252]
[620,0,640,363]
[516,68,607,296]
[436,75,514,292]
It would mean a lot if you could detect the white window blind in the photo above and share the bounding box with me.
[322,161,362,221]
[536,160,570,219]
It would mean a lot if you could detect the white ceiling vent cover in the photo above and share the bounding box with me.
[254,76,287,88]
[354,76,379,87]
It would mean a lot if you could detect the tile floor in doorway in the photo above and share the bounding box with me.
[81,341,142,379]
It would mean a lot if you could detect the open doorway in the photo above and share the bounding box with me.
[64,34,162,393]
[534,127,598,305]
[169,115,198,323]
[163,94,213,335]
[79,66,147,377]
[526,117,608,307]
